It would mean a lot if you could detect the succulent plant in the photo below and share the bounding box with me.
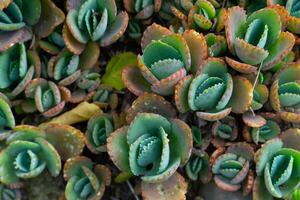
[190,126,211,151]
[0,184,21,200]
[68,70,101,103]
[64,0,129,54]
[0,125,61,185]
[63,156,111,200]
[123,23,208,96]
[47,49,81,86]
[187,0,219,30]
[267,0,300,34]
[243,118,281,144]
[254,136,300,199]
[270,63,300,123]
[0,0,64,51]
[185,152,211,183]
[107,113,192,182]
[0,43,41,97]
[175,58,253,120]
[225,7,295,71]
[211,116,238,147]
[23,78,70,117]
[211,143,254,194]
[86,113,120,153]
[90,86,117,109]
[123,0,162,20]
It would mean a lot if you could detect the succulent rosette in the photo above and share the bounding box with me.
[185,152,211,183]
[243,118,281,145]
[0,125,61,185]
[0,0,64,51]
[267,0,300,34]
[0,43,41,97]
[86,113,120,153]
[64,156,111,200]
[0,184,21,200]
[123,0,162,20]
[23,78,70,117]
[65,0,129,54]
[47,49,81,86]
[211,116,238,147]
[211,143,254,194]
[225,7,295,72]
[123,23,208,96]
[90,86,118,110]
[171,0,226,32]
[254,134,300,199]
[270,63,300,123]
[107,113,192,182]
[243,113,281,144]
[68,70,101,103]
[187,0,219,30]
[175,58,253,120]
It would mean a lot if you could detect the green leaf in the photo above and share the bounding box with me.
[101,52,137,90]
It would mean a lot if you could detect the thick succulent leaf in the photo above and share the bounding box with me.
[151,68,186,96]
[122,66,151,96]
[102,52,138,90]
[234,38,269,65]
[263,32,295,70]
[34,0,65,37]
[100,11,129,46]
[254,138,283,175]
[34,137,61,177]
[141,23,172,50]
[287,16,300,34]
[126,93,176,123]
[169,119,192,166]
[62,23,85,55]
[183,30,208,74]
[196,107,232,121]
[175,75,193,113]
[225,6,247,54]
[141,173,187,200]
[228,76,253,114]
[63,156,93,180]
[0,97,15,129]
[107,127,130,172]
[253,176,273,200]
[281,128,300,151]
[79,42,100,70]
[127,113,170,144]
[246,8,281,48]
[66,9,88,44]
[225,56,257,74]
[0,27,32,52]
[44,124,85,161]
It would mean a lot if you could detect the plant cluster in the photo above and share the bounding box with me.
[0,0,299,199]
